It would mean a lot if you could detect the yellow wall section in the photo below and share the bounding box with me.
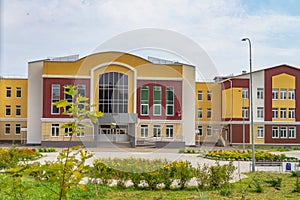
[136,122,182,140]
[195,125,222,143]
[92,65,134,113]
[0,79,28,118]
[0,121,27,141]
[195,82,221,122]
[272,73,296,122]
[43,52,183,77]
[41,122,93,141]
[222,88,249,119]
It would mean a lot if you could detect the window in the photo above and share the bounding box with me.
[207,108,212,118]
[15,124,21,135]
[166,125,174,138]
[51,124,60,137]
[257,126,264,138]
[5,124,11,135]
[153,86,162,116]
[257,107,264,118]
[288,89,295,100]
[280,108,286,118]
[16,87,22,98]
[153,125,161,137]
[197,108,202,119]
[140,86,149,115]
[198,91,202,101]
[272,126,279,138]
[6,87,11,97]
[280,89,287,100]
[272,108,278,118]
[99,72,128,113]
[207,91,212,101]
[140,125,148,138]
[289,108,295,119]
[242,107,248,118]
[257,88,264,99]
[166,87,174,116]
[207,126,212,137]
[77,85,86,109]
[5,105,11,116]
[242,88,248,99]
[16,105,21,116]
[76,125,85,137]
[64,128,72,137]
[280,127,287,138]
[51,84,60,114]
[289,127,296,138]
[197,126,203,136]
[272,89,278,100]
[64,86,73,112]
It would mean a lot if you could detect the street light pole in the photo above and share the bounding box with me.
[242,38,255,172]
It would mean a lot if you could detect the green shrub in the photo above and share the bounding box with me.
[253,179,263,193]
[265,177,282,188]
[178,148,185,153]
[219,185,232,197]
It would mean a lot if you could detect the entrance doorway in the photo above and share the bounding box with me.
[97,124,129,142]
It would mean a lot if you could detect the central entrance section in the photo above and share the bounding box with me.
[98,124,129,142]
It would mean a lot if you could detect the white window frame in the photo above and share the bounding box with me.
[280,127,288,138]
[64,127,72,137]
[77,84,86,109]
[272,89,278,100]
[16,87,22,98]
[6,87,11,98]
[242,88,248,99]
[242,107,248,118]
[207,126,212,137]
[141,104,149,116]
[51,84,60,115]
[5,124,11,135]
[272,108,278,118]
[257,107,264,118]
[153,125,161,137]
[16,105,21,116]
[280,89,287,100]
[197,125,203,136]
[280,108,286,119]
[207,108,212,119]
[257,126,264,138]
[166,125,174,138]
[76,125,85,137]
[289,127,296,138]
[197,108,202,119]
[166,87,174,116]
[288,89,295,100]
[272,126,279,138]
[5,105,11,116]
[257,88,264,99]
[51,124,60,137]
[207,90,212,101]
[289,108,295,119]
[198,91,202,101]
[15,124,21,135]
[140,125,148,138]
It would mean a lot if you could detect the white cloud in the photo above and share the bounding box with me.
[1,0,300,77]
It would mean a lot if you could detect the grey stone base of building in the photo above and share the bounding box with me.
[0,140,26,145]
[155,141,185,148]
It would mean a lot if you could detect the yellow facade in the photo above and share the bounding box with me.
[136,122,182,140]
[0,78,28,118]
[43,52,183,78]
[195,82,221,122]
[41,122,93,142]
[272,73,296,122]
[253,124,265,144]
[222,88,249,119]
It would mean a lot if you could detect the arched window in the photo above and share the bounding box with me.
[98,72,128,113]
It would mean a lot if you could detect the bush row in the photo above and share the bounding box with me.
[203,150,298,161]
[90,157,236,190]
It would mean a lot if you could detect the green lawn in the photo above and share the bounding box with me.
[1,172,300,199]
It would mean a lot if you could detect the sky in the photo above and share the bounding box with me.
[1,0,300,80]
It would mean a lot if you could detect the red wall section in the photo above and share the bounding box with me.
[265,125,300,144]
[43,78,90,118]
[230,124,250,144]
[222,78,249,90]
[137,80,182,120]
[264,65,300,122]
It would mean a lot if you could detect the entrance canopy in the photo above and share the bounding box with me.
[97,113,138,124]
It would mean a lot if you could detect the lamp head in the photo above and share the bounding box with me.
[241,38,248,41]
